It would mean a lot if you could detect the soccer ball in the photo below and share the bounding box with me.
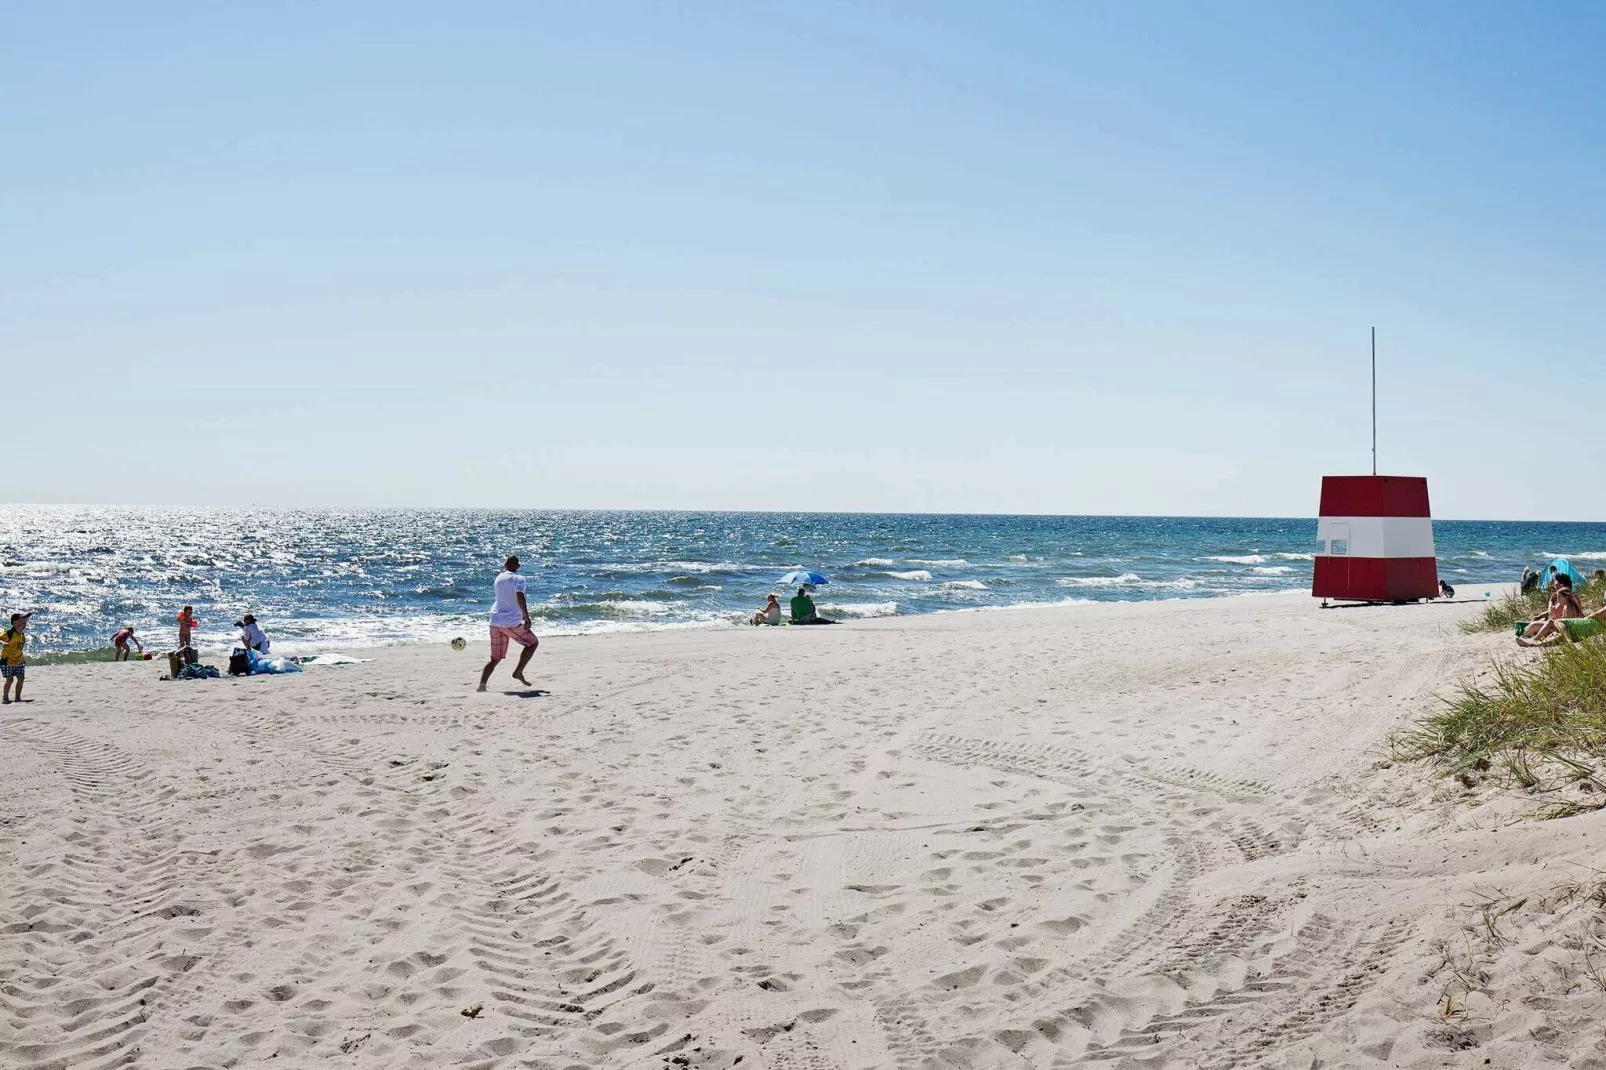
[451,637,466,651]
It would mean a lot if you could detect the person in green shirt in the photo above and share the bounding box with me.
[789,588,836,625]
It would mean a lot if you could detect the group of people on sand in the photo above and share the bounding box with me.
[749,587,835,626]
[109,606,273,661]
[0,602,282,702]
[1517,565,1606,647]
[6,555,852,698]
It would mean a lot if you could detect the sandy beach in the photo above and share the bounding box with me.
[5,592,1605,1069]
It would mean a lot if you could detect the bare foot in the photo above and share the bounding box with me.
[512,673,532,686]
[476,684,488,692]
[1515,637,1535,647]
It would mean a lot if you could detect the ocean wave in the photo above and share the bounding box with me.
[1273,552,1315,561]
[1206,554,1266,565]
[941,580,988,590]
[910,558,968,567]
[563,599,672,618]
[1541,551,1606,561]
[1057,573,1142,587]
[1252,566,1294,575]
[885,570,932,581]
[819,601,899,618]
[852,558,896,567]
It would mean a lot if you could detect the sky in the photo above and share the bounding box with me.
[4,2,1605,519]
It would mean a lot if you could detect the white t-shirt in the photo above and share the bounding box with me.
[490,570,528,627]
[242,622,269,652]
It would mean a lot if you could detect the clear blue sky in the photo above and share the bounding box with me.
[5,2,1603,519]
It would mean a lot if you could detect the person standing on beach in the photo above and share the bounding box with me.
[478,555,539,691]
[2,612,29,703]
[177,606,199,648]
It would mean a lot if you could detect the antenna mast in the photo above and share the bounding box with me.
[1371,327,1377,476]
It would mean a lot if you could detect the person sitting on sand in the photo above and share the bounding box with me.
[1518,596,1606,647]
[750,594,783,626]
[1517,574,1584,643]
[1438,579,1456,600]
[237,614,270,653]
[2,612,29,704]
[112,625,143,661]
[789,587,836,625]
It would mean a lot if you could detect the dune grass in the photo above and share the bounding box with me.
[1460,575,1606,635]
[1396,639,1606,806]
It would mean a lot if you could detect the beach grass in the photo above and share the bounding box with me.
[1396,639,1606,803]
[1460,575,1606,635]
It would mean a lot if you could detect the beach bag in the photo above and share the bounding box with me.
[227,648,251,676]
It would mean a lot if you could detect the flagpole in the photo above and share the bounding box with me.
[1371,327,1377,476]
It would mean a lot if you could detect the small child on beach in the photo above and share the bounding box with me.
[112,625,143,661]
[2,612,30,703]
[177,606,198,648]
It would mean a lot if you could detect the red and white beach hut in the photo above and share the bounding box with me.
[1312,475,1438,603]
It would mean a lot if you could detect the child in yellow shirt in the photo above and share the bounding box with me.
[1,612,29,704]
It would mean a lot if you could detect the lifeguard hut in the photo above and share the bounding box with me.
[1312,475,1438,603]
[1312,330,1439,604]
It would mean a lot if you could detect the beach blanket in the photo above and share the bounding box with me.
[246,649,303,675]
[301,653,371,666]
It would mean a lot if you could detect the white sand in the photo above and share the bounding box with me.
[4,592,1605,1069]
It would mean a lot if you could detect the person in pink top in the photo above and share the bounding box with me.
[478,556,539,692]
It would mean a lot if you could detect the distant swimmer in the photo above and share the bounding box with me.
[112,625,143,661]
[479,555,540,691]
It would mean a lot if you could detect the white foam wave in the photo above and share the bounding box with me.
[910,558,969,567]
[1252,566,1294,575]
[1542,551,1606,561]
[598,599,671,617]
[853,558,896,567]
[1273,552,1315,561]
[819,601,899,618]
[1206,554,1266,565]
[1057,573,1142,587]
[886,570,932,581]
[941,580,988,590]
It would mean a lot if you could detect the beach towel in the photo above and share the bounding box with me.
[245,648,303,675]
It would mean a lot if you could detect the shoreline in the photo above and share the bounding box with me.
[27,581,1513,662]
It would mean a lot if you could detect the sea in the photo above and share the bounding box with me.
[3,506,1604,656]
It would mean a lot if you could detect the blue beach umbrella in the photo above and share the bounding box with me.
[779,570,830,588]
